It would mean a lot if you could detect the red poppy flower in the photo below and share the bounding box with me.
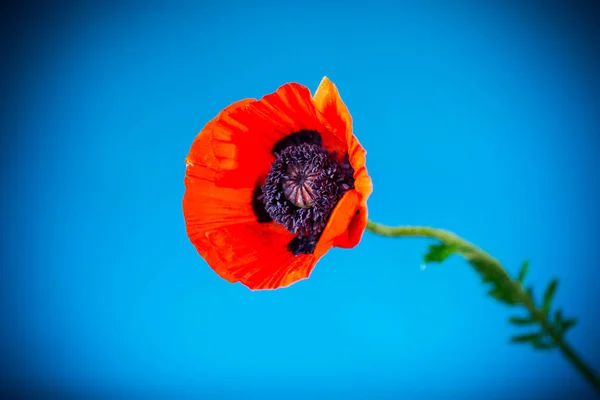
[183,77,372,290]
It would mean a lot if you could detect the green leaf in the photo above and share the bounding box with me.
[542,279,558,313]
[423,243,459,263]
[468,255,520,306]
[469,255,500,278]
[488,287,507,302]
[517,260,529,283]
[509,316,537,325]
[560,318,578,335]
[554,309,563,326]
[488,288,518,305]
[510,333,541,344]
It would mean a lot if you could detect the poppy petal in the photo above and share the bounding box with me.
[313,77,373,249]
[313,189,360,258]
[185,99,254,173]
[209,83,344,188]
[184,100,263,284]
[327,166,371,249]
[335,164,372,249]
[184,99,259,231]
[313,76,352,145]
[314,76,372,197]
[313,77,364,160]
[205,223,317,290]
[336,202,368,249]
[183,179,259,283]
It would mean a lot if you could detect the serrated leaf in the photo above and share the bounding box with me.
[488,289,505,302]
[554,309,563,325]
[424,243,459,264]
[517,260,529,283]
[510,333,541,343]
[560,318,578,335]
[509,316,537,325]
[542,279,558,313]
[488,289,519,305]
[553,309,564,332]
[468,255,517,304]
[469,256,499,278]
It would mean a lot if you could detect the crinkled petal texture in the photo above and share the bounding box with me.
[183,77,372,290]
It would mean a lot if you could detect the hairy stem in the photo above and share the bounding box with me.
[365,220,600,395]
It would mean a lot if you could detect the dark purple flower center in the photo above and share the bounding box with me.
[258,132,355,255]
[281,162,318,209]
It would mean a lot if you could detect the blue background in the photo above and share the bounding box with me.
[2,1,599,399]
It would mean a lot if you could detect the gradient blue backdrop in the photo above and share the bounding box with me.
[2,1,599,399]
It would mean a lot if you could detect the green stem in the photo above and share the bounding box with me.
[521,296,600,394]
[366,220,600,396]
